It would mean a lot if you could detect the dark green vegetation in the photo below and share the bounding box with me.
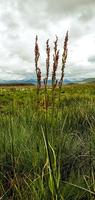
[0,83,95,200]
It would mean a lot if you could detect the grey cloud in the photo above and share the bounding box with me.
[47,0,95,15]
[79,9,94,22]
[1,0,95,31]
[0,0,48,33]
[65,64,95,80]
[1,13,19,30]
[0,63,35,81]
[88,55,95,63]
[16,0,48,30]
[46,0,95,42]
[0,0,95,82]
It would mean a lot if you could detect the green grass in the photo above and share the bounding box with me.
[0,83,95,200]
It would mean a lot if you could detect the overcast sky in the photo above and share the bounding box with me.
[0,0,95,82]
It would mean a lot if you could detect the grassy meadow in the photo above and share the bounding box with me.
[0,83,95,200]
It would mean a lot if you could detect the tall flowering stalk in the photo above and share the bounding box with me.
[60,31,68,87]
[35,35,41,88]
[35,35,41,110]
[52,36,59,89]
[51,36,59,112]
[45,39,50,86]
[59,31,68,102]
[43,39,50,111]
[37,67,41,88]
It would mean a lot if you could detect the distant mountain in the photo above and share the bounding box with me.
[0,77,94,85]
[28,78,79,85]
[0,78,74,85]
[0,79,36,85]
[81,78,95,83]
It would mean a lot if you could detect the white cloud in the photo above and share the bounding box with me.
[0,0,95,82]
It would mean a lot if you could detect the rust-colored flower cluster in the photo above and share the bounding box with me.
[37,67,41,88]
[34,32,68,90]
[46,39,50,85]
[60,31,68,87]
[35,36,41,88]
[52,36,59,88]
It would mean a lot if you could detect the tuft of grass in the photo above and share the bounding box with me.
[0,84,95,199]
